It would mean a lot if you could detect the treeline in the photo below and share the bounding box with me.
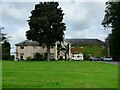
[0,27,13,60]
[102,1,120,61]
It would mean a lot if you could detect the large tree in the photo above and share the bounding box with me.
[102,1,120,61]
[2,40,11,60]
[0,27,11,60]
[26,2,66,61]
[0,27,6,42]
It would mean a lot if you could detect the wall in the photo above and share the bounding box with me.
[71,44,107,58]
[16,45,56,60]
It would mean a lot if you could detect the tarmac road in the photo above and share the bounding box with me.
[102,61,120,66]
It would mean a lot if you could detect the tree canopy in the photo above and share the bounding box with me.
[0,27,11,60]
[26,2,66,61]
[102,1,120,61]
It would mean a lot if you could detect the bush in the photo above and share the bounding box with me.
[26,56,32,61]
[9,55,15,60]
[83,53,90,61]
[50,58,55,61]
[32,52,43,61]
[30,52,48,61]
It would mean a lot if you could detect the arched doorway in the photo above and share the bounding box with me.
[58,48,67,60]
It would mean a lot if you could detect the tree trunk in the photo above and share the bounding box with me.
[47,45,50,61]
[65,51,67,61]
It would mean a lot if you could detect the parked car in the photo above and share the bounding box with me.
[72,54,83,61]
[100,57,104,61]
[89,57,101,61]
[103,57,112,61]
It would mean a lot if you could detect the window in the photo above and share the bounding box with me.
[20,56,23,60]
[51,46,54,49]
[20,46,24,49]
[50,53,54,58]
[50,53,54,57]
[50,53,54,56]
[20,53,24,60]
[20,53,24,55]
[77,56,80,58]
[42,46,45,49]
[16,52,18,55]
[33,46,37,49]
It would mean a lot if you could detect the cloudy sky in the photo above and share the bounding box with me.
[0,0,111,54]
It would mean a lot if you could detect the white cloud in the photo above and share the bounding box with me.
[1,0,109,2]
[61,2,111,41]
[65,23,112,42]
[2,2,36,23]
[1,1,112,54]
[61,2,106,31]
[9,26,28,54]
[61,2,89,30]
[3,6,26,21]
[10,26,28,46]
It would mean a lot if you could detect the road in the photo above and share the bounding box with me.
[102,61,120,66]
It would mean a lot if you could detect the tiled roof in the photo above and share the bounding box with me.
[66,39,105,45]
[15,39,105,46]
[15,40,39,46]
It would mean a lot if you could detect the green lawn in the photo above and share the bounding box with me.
[0,60,2,89]
[2,60,118,88]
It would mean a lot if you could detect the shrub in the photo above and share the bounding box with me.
[26,56,32,61]
[33,53,42,61]
[31,52,48,61]
[83,53,90,61]
[9,55,15,60]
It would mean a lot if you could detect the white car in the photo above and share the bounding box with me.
[72,54,83,61]
[103,57,112,61]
